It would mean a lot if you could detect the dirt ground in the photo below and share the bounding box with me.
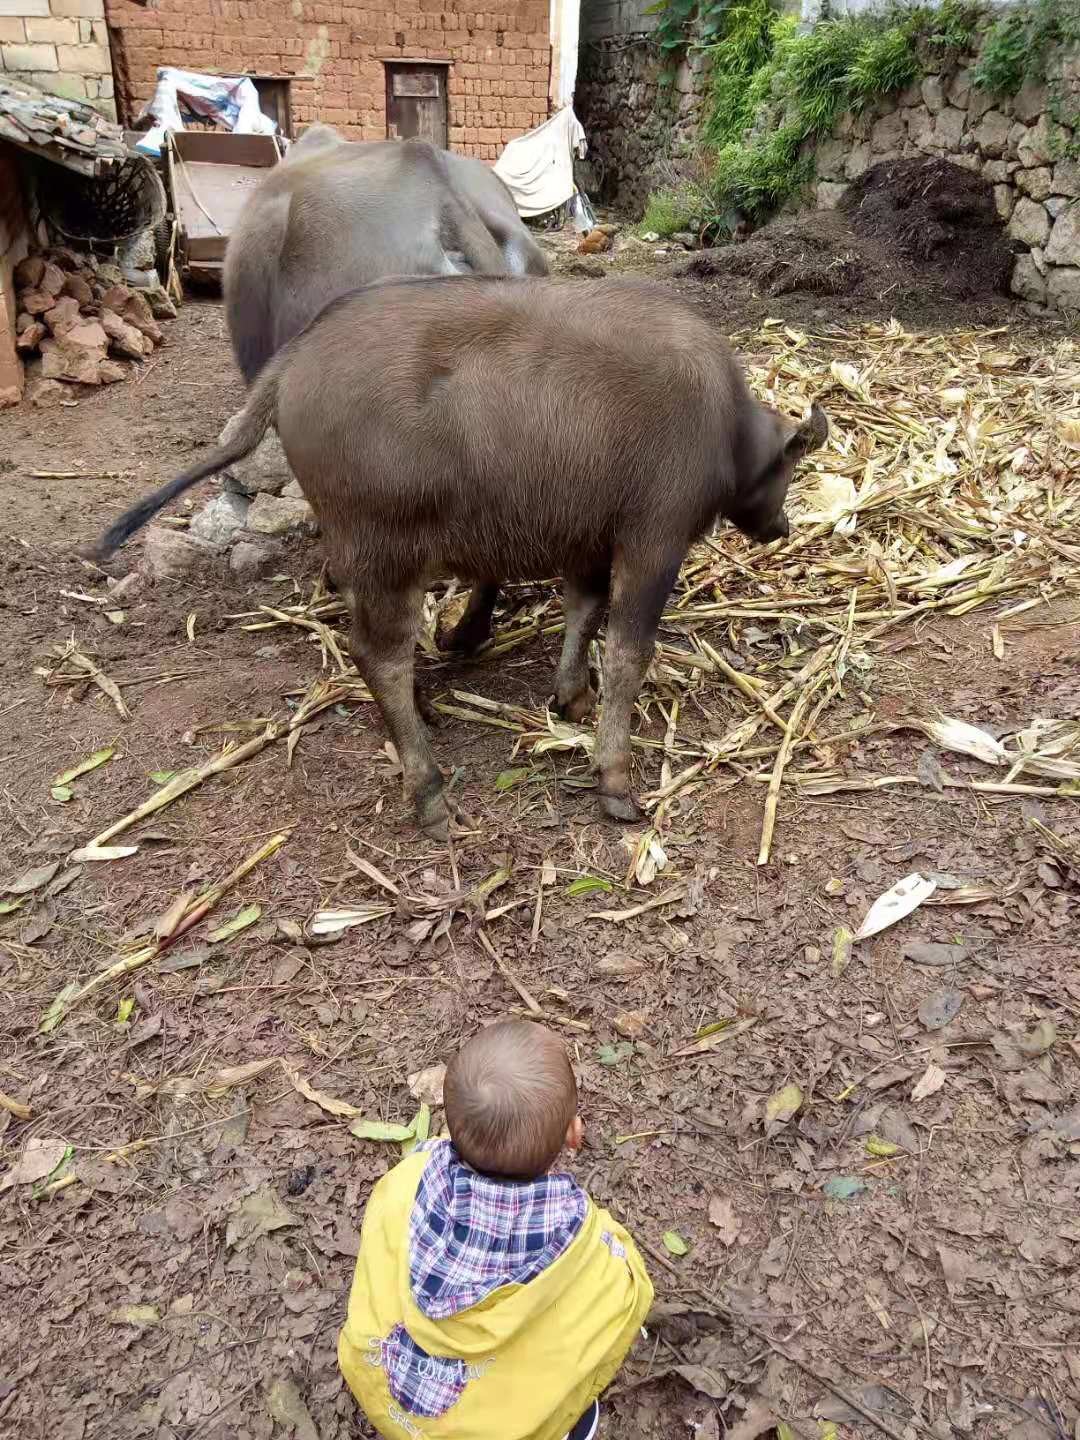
[1,247,1078,1440]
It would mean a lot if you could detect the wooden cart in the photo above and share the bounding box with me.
[166,130,283,285]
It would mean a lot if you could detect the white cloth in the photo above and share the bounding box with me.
[493,106,587,218]
[135,67,277,158]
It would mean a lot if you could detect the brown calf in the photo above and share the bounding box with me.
[96,277,827,839]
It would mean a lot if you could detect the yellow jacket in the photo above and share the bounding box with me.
[339,1146,653,1440]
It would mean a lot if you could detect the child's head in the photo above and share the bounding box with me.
[443,1020,583,1181]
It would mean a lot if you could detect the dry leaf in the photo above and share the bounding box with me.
[916,716,1007,766]
[707,1194,741,1247]
[594,952,646,977]
[1,1136,68,1189]
[226,1186,298,1250]
[4,861,60,895]
[855,873,936,941]
[0,1091,32,1121]
[108,1304,161,1327]
[832,925,853,977]
[917,988,964,1030]
[726,1401,780,1440]
[614,1010,647,1039]
[265,1377,318,1440]
[69,844,139,863]
[911,1062,947,1102]
[283,1064,359,1118]
[408,1064,447,1107]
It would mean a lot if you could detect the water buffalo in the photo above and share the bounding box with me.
[225,127,549,385]
[97,276,827,840]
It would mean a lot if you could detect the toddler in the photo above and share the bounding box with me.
[339,1019,653,1439]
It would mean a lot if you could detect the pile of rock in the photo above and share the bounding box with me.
[142,430,319,584]
[11,247,177,402]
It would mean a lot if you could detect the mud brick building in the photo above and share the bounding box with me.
[103,0,564,161]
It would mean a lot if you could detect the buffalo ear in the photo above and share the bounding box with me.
[785,402,829,460]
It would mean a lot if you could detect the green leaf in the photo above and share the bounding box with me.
[832,925,854,977]
[115,997,135,1025]
[53,747,116,788]
[51,785,74,803]
[597,1042,635,1067]
[39,980,80,1033]
[662,1230,689,1256]
[495,767,530,791]
[30,1142,74,1195]
[208,903,262,944]
[149,770,177,786]
[765,1082,803,1128]
[54,750,113,789]
[695,1017,733,1040]
[349,1117,417,1143]
[565,875,614,898]
[777,1425,796,1440]
[0,897,26,917]
[403,1102,432,1157]
[865,1135,899,1157]
[823,1175,865,1201]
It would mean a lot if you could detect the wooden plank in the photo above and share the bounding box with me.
[0,131,99,177]
[171,158,266,260]
[171,131,279,168]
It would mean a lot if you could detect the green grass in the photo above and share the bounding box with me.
[639,187,699,236]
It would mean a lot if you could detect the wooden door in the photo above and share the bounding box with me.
[385,63,448,148]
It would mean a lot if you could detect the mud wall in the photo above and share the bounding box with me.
[103,0,552,162]
[0,145,31,404]
[811,47,1080,309]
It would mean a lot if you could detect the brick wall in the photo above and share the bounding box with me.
[0,0,116,117]
[0,144,31,403]
[104,0,553,161]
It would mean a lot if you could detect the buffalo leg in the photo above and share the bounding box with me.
[595,559,679,822]
[554,572,608,723]
[441,581,500,656]
[347,581,451,840]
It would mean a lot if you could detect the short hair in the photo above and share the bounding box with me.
[443,1020,578,1180]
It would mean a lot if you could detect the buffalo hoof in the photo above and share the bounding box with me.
[416,787,475,842]
[599,791,643,823]
[414,684,440,730]
[439,617,491,658]
[557,685,597,724]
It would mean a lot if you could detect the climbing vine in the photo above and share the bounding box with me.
[641,0,999,235]
[973,0,1080,95]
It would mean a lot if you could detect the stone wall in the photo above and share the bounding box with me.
[812,47,1080,309]
[104,0,552,161]
[576,41,669,209]
[0,0,115,117]
[576,0,705,212]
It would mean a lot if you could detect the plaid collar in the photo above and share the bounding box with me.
[408,1140,587,1320]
